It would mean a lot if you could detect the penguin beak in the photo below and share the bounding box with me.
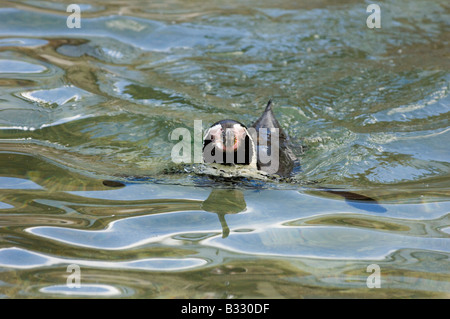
[223,124,248,152]
[205,124,244,152]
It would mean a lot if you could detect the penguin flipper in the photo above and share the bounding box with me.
[251,100,297,177]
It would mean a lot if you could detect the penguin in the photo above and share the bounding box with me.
[202,100,297,178]
[102,103,385,212]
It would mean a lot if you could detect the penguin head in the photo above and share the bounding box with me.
[203,120,255,166]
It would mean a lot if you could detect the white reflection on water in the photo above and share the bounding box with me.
[23,185,450,261]
[0,177,43,190]
[0,202,13,209]
[26,211,221,250]
[0,247,207,271]
[40,284,121,297]
[202,226,450,260]
[0,59,46,73]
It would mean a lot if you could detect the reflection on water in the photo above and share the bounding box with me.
[0,0,449,298]
[0,152,448,298]
[202,189,247,238]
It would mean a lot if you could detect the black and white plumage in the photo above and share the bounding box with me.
[202,119,257,169]
[202,100,297,178]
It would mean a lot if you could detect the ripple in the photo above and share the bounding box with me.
[0,247,207,271]
[67,183,210,201]
[0,177,43,190]
[0,0,449,299]
[203,226,450,260]
[300,215,410,231]
[0,38,48,47]
[0,59,46,73]
[20,85,97,108]
[40,284,121,297]
[0,201,14,209]
[0,247,52,268]
[26,211,221,249]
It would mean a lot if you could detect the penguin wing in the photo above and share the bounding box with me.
[251,100,287,140]
[250,100,297,177]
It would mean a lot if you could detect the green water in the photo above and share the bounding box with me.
[0,0,449,298]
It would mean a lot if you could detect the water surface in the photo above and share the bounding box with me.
[0,0,449,298]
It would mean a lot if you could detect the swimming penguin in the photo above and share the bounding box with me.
[101,102,385,212]
[202,100,297,178]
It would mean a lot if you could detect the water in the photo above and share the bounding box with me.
[0,0,449,298]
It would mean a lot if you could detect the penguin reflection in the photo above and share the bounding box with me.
[201,188,247,238]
